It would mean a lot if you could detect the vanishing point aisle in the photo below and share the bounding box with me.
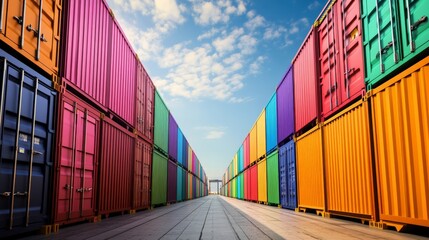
[25,195,427,240]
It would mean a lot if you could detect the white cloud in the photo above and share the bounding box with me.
[212,28,244,54]
[246,10,255,19]
[206,130,225,139]
[197,28,221,41]
[263,26,287,40]
[289,18,309,34]
[308,0,320,10]
[245,15,266,30]
[191,0,247,25]
[250,56,267,74]
[229,96,252,103]
[238,34,258,55]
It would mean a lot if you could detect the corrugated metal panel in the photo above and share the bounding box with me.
[168,113,178,161]
[145,78,155,141]
[250,165,258,201]
[0,0,61,76]
[266,93,277,153]
[188,172,193,200]
[62,0,109,106]
[293,28,319,132]
[0,54,56,236]
[296,125,325,210]
[182,167,187,200]
[371,56,429,227]
[167,160,177,203]
[177,167,182,201]
[323,100,375,219]
[108,15,137,125]
[237,175,241,199]
[183,138,188,169]
[244,134,250,168]
[136,63,154,142]
[151,150,167,205]
[133,138,151,210]
[256,110,266,159]
[192,175,196,199]
[277,66,294,143]
[279,140,297,210]
[192,151,196,175]
[267,150,280,204]
[238,145,243,172]
[233,153,238,176]
[154,91,169,153]
[54,91,99,224]
[99,118,134,214]
[257,158,267,202]
[240,173,244,199]
[177,128,183,165]
[250,125,257,164]
[244,169,249,200]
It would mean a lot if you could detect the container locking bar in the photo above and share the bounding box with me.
[387,0,398,62]
[18,0,27,48]
[411,16,427,31]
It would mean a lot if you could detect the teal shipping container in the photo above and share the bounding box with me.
[238,145,244,172]
[237,175,241,199]
[266,93,278,153]
[177,166,183,201]
[154,91,169,154]
[178,128,183,165]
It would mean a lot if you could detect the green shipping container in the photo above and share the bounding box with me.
[152,150,168,205]
[154,91,169,153]
[362,0,429,87]
[267,150,280,204]
[240,173,244,199]
[232,177,237,198]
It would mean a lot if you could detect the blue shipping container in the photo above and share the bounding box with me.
[177,128,183,165]
[0,50,56,237]
[238,145,243,172]
[266,93,277,153]
[279,140,297,210]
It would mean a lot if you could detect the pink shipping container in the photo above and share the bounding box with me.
[192,152,196,175]
[136,62,155,142]
[293,28,319,133]
[98,117,134,215]
[317,0,365,120]
[53,90,100,224]
[133,138,151,210]
[61,0,110,108]
[108,14,137,126]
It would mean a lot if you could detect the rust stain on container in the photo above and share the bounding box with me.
[371,56,429,227]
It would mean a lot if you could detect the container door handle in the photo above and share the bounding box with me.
[13,16,23,25]
[411,15,427,31]
[381,41,394,54]
[14,192,28,196]
[85,188,92,192]
[76,188,84,193]
[33,150,43,155]
[1,192,11,197]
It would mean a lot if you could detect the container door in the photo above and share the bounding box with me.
[134,139,151,209]
[319,6,341,115]
[145,79,154,141]
[2,0,60,72]
[362,0,401,84]
[57,100,98,221]
[135,64,146,135]
[279,145,287,208]
[286,141,297,210]
[0,58,55,231]
[399,0,429,58]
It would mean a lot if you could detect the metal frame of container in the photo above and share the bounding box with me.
[133,138,151,211]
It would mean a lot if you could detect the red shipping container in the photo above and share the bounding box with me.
[293,28,319,133]
[136,62,155,141]
[98,117,134,215]
[317,0,365,119]
[61,0,110,108]
[53,90,100,224]
[108,14,137,126]
[249,165,258,201]
[244,169,249,200]
[244,134,250,169]
[133,138,151,210]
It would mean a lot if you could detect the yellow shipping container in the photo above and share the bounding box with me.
[234,153,238,176]
[188,146,193,171]
[250,125,257,164]
[256,110,266,159]
[323,100,376,220]
[296,125,325,211]
[371,56,429,229]
[257,158,267,202]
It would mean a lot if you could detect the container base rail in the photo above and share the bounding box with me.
[295,207,327,217]
[369,221,406,232]
[295,118,318,138]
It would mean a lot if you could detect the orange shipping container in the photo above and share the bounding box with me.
[371,56,429,229]
[257,158,267,202]
[249,125,257,164]
[296,125,325,211]
[256,110,266,159]
[323,100,376,220]
[0,0,61,76]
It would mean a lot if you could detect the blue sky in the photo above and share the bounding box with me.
[107,0,324,180]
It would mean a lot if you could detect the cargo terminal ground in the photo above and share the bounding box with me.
[23,195,428,240]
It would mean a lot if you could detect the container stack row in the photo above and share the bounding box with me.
[0,0,207,237]
[221,0,429,232]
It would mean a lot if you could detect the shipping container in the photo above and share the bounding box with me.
[244,134,250,168]
[244,169,249,200]
[293,28,319,132]
[233,153,238,176]
[108,14,137,126]
[182,137,188,169]
[232,177,236,198]
[249,165,258,201]
[167,160,177,203]
[187,172,193,200]
[317,0,365,119]
[136,63,154,142]
[192,152,196,175]
[98,117,134,215]
[154,91,168,154]
[0,52,56,236]
[362,0,429,87]
[265,93,277,153]
[187,145,192,171]
[177,129,183,165]
[323,100,375,219]
[277,66,294,143]
[256,110,266,159]
[182,167,187,200]
[296,125,325,211]
[250,124,257,164]
[168,113,178,161]
[62,0,110,106]
[53,90,100,225]
[238,145,243,172]
[237,174,241,199]
[151,149,167,205]
[133,138,151,210]
[240,173,244,199]
[371,56,429,228]
[257,158,267,203]
[279,140,296,210]
[192,176,196,199]
[0,0,61,76]
[267,150,280,205]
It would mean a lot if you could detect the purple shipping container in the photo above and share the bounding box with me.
[168,113,178,161]
[277,66,294,144]
[167,160,177,203]
[183,138,188,169]
[108,14,137,126]
[62,0,110,107]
